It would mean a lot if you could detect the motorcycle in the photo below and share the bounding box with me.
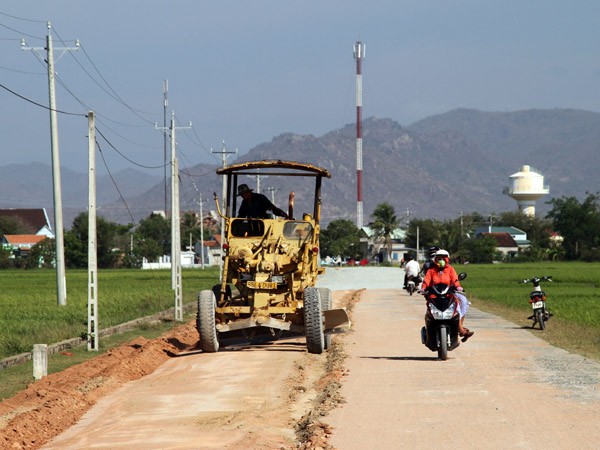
[406,275,421,296]
[420,272,467,360]
[520,276,553,330]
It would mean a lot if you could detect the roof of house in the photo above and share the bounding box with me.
[0,208,52,235]
[481,232,519,248]
[475,226,525,236]
[3,234,47,246]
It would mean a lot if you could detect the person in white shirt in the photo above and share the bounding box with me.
[403,254,421,289]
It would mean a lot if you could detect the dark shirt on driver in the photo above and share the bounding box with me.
[238,192,287,219]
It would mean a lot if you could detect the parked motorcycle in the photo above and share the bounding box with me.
[520,276,553,330]
[420,272,467,360]
[406,275,421,296]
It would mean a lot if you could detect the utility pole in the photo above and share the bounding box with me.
[162,80,168,216]
[246,170,265,193]
[199,193,205,269]
[156,113,191,321]
[22,22,79,306]
[87,112,98,351]
[212,141,237,280]
[266,187,277,204]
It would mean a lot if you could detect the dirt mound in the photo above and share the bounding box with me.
[0,322,199,450]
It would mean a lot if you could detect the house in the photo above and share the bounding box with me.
[2,234,47,257]
[475,226,530,248]
[0,208,54,238]
[480,232,519,259]
[195,234,223,266]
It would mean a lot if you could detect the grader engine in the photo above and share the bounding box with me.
[196,160,349,354]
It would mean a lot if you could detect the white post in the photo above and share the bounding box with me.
[33,344,48,380]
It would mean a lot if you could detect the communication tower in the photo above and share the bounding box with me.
[353,41,365,228]
[503,165,549,216]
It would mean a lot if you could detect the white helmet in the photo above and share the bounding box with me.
[434,249,449,259]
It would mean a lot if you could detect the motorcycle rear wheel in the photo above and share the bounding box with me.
[536,310,545,330]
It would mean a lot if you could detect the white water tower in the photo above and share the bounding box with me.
[503,165,549,217]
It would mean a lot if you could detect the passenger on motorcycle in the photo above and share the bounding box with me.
[403,254,421,289]
[419,246,440,277]
[420,249,474,342]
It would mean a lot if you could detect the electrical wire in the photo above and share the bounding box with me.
[95,126,166,170]
[95,138,136,224]
[0,81,85,116]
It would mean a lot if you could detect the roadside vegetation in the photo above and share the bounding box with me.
[0,268,219,360]
[461,262,600,361]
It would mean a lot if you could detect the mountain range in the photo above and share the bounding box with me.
[2,108,599,229]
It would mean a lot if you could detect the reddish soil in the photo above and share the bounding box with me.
[0,323,200,449]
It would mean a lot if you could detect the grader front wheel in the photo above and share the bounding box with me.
[197,290,220,353]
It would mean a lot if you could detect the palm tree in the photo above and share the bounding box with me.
[371,202,400,262]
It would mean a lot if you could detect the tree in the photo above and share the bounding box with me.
[546,193,600,260]
[320,219,361,259]
[65,213,133,268]
[0,216,28,236]
[460,235,497,263]
[370,203,400,262]
[26,238,56,269]
[405,218,442,252]
[135,213,170,258]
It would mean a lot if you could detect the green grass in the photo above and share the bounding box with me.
[460,262,600,360]
[0,267,220,359]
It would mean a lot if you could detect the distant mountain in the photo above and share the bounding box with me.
[0,163,161,228]
[3,108,600,228]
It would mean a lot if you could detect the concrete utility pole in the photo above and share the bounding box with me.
[199,193,205,269]
[156,113,191,321]
[266,187,277,204]
[87,112,98,351]
[162,80,169,216]
[22,22,79,306]
[212,141,237,280]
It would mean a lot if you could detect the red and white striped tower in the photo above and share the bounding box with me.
[353,41,365,229]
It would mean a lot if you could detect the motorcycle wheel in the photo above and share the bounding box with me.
[438,326,448,361]
[536,310,545,330]
[407,283,415,296]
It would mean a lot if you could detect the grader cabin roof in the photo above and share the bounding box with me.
[217,160,331,178]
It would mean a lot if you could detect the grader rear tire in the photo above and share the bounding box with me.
[304,287,325,354]
[318,287,333,350]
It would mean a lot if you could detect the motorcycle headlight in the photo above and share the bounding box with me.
[429,302,457,320]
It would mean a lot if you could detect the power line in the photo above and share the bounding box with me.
[0,81,85,116]
[95,138,135,224]
[95,126,166,170]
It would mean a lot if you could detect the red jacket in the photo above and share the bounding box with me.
[421,264,461,292]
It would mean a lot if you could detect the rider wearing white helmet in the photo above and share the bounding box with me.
[421,249,474,342]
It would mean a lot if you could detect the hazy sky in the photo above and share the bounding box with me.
[2,1,600,176]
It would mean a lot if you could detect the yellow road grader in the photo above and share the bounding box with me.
[197,160,349,354]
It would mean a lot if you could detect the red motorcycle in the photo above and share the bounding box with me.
[420,272,467,360]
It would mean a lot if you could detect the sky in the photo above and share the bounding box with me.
[2,1,600,177]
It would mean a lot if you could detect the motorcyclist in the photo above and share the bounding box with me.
[420,246,440,277]
[403,254,421,289]
[420,249,474,342]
